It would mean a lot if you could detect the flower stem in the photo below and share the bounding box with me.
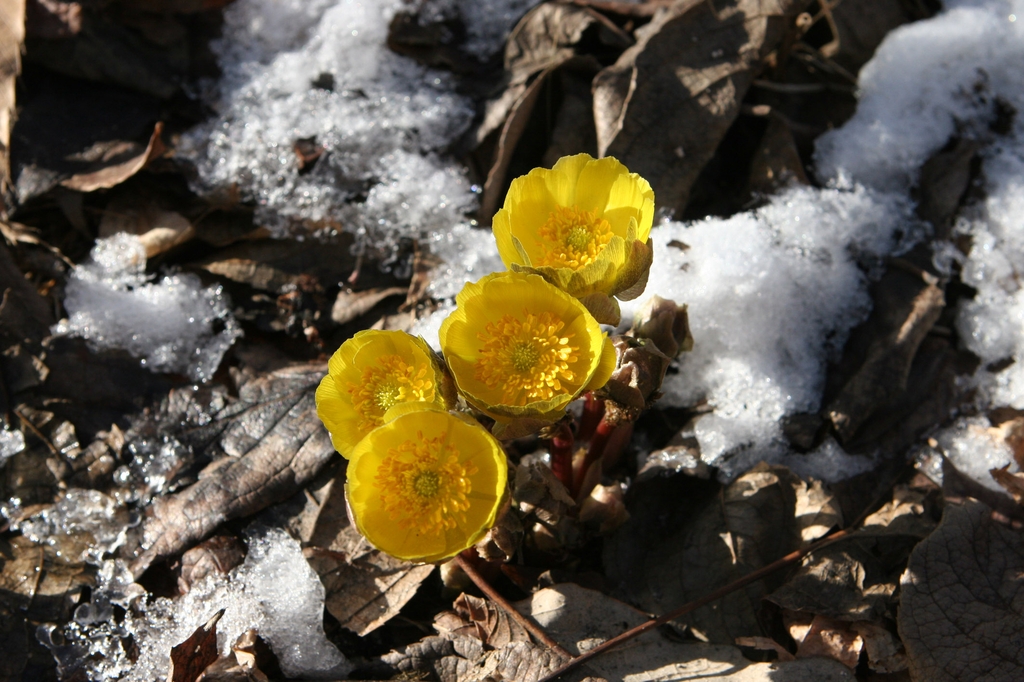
[455,552,572,659]
[549,421,575,492]
[577,392,604,442]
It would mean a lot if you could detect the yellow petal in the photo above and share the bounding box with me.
[574,156,629,214]
[584,336,617,393]
[346,409,507,563]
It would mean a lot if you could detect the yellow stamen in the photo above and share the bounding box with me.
[536,205,614,270]
[375,432,478,534]
[474,311,579,404]
[348,354,434,432]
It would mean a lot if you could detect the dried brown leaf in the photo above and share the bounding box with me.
[169,610,223,682]
[330,286,406,325]
[0,239,54,347]
[768,485,934,622]
[850,621,907,674]
[194,238,355,295]
[433,593,531,648]
[827,272,945,443]
[899,500,1024,681]
[793,615,862,669]
[98,203,195,257]
[60,122,166,192]
[131,363,337,577]
[478,3,604,220]
[177,536,246,595]
[990,465,1024,506]
[305,478,434,636]
[593,0,804,213]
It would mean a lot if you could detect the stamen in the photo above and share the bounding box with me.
[474,311,580,404]
[349,354,434,432]
[375,432,478,534]
[536,205,614,270]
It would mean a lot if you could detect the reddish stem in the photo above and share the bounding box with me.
[549,421,575,491]
[577,392,605,442]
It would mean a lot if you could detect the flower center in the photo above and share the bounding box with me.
[375,432,478,534]
[510,342,540,372]
[536,205,614,270]
[374,382,401,412]
[349,354,434,432]
[474,311,580,405]
[413,470,440,498]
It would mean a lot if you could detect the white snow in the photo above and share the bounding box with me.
[814,0,1024,192]
[180,0,467,251]
[817,0,1024,487]
[619,185,921,480]
[16,489,136,565]
[0,427,25,467]
[52,528,351,681]
[53,234,241,383]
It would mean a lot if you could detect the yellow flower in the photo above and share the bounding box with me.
[316,330,454,458]
[492,153,655,325]
[346,406,508,563]
[439,271,616,434]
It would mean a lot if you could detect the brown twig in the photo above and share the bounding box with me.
[455,553,573,660]
[535,526,855,682]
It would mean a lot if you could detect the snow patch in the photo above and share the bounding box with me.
[54,234,241,383]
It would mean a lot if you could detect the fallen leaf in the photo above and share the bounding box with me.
[168,610,223,682]
[177,535,246,594]
[593,0,804,214]
[916,138,978,236]
[990,465,1024,506]
[0,239,55,346]
[433,592,530,648]
[850,621,907,674]
[194,238,356,295]
[98,201,195,257]
[0,0,24,208]
[826,266,945,444]
[899,500,1024,681]
[606,463,839,644]
[792,614,862,669]
[304,477,435,636]
[60,122,166,192]
[746,115,808,195]
[330,286,406,325]
[477,3,612,220]
[768,485,935,622]
[131,363,337,577]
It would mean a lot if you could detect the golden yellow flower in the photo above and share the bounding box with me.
[492,153,655,325]
[439,271,616,433]
[346,406,508,563]
[316,330,454,458]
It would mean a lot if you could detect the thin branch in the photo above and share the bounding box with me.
[455,553,573,660]
[536,526,855,682]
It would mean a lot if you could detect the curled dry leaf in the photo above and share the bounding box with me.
[791,614,863,670]
[330,286,406,325]
[168,609,223,682]
[593,0,804,213]
[433,592,531,648]
[304,477,434,636]
[899,499,1024,681]
[131,363,337,577]
[59,122,167,193]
